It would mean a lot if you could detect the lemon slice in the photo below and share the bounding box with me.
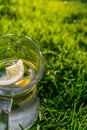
[0,59,24,85]
[15,78,30,87]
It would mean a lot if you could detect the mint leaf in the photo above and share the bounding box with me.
[0,63,5,72]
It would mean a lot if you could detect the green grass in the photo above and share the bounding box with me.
[0,0,87,130]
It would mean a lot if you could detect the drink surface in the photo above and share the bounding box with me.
[0,59,34,87]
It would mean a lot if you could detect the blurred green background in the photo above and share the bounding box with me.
[0,0,87,130]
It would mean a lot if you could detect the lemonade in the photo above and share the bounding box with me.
[0,59,39,129]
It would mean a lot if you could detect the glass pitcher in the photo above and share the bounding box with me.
[0,34,44,130]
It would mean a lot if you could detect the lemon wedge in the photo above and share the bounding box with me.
[0,59,24,85]
[15,78,30,87]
